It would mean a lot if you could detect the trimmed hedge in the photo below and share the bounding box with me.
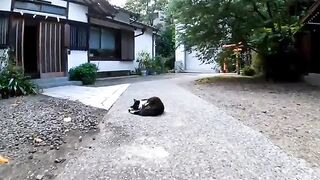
[69,63,98,85]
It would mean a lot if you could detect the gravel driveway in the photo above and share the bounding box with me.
[56,75,320,179]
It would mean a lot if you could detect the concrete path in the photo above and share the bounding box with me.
[56,75,320,179]
[42,84,130,110]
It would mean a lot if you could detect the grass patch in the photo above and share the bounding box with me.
[196,75,262,84]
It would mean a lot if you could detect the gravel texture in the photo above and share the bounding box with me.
[190,75,320,174]
[0,95,106,159]
[56,76,320,179]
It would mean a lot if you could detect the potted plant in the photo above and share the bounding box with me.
[137,52,152,76]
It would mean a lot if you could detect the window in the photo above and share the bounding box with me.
[15,0,67,16]
[0,17,8,47]
[89,27,121,60]
[70,25,88,50]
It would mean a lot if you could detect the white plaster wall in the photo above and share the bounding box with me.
[185,51,215,72]
[68,3,88,23]
[175,43,186,72]
[134,29,153,69]
[49,0,67,7]
[0,0,12,11]
[90,61,135,72]
[67,51,88,70]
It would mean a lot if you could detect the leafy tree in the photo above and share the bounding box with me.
[170,0,314,62]
[125,0,168,26]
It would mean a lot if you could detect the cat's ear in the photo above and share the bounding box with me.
[134,99,137,102]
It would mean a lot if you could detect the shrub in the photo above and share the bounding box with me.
[242,66,256,76]
[150,56,166,74]
[69,63,98,85]
[0,66,38,99]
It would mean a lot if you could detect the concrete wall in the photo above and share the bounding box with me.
[0,0,12,11]
[134,29,154,69]
[67,51,88,71]
[68,2,88,23]
[90,61,135,72]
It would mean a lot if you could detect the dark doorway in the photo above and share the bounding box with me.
[24,23,39,78]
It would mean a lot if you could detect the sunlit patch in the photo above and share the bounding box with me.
[124,145,169,160]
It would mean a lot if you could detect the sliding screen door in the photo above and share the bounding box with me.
[39,22,65,78]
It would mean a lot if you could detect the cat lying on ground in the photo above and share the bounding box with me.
[128,97,164,116]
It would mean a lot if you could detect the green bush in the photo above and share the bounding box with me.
[69,63,98,85]
[242,66,256,76]
[150,56,166,74]
[0,66,38,99]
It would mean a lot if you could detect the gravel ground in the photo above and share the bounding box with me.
[0,95,106,179]
[190,75,320,173]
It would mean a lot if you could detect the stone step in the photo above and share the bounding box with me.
[32,77,82,89]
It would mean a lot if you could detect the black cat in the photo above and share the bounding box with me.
[128,97,165,116]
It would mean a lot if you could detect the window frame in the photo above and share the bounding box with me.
[69,23,89,51]
[89,26,121,61]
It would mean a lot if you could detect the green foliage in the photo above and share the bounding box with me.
[242,66,256,76]
[69,63,98,85]
[125,0,168,26]
[156,25,175,70]
[170,0,313,63]
[0,53,38,99]
[136,51,153,71]
[150,56,167,74]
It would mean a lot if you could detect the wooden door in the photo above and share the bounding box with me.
[39,22,65,78]
[10,18,25,68]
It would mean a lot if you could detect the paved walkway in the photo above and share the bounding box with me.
[43,84,130,110]
[56,75,320,179]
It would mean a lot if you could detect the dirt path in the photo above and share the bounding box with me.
[188,76,320,174]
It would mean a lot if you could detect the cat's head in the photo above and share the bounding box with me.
[131,99,140,110]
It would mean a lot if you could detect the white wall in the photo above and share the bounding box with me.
[49,0,67,7]
[90,61,135,72]
[68,3,88,23]
[0,0,12,11]
[185,51,215,72]
[134,29,154,69]
[175,44,186,72]
[68,51,88,71]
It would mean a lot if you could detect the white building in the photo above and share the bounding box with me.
[175,25,217,73]
[0,0,156,78]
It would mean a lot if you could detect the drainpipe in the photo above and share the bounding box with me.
[152,33,155,59]
[134,28,145,37]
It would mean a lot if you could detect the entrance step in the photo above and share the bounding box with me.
[32,77,82,89]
